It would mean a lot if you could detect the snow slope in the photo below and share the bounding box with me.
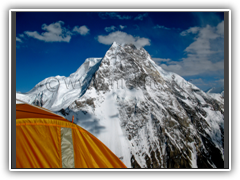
[17,58,102,111]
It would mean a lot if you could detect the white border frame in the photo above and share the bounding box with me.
[9,9,231,171]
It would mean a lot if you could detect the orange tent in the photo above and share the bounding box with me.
[16,100,127,168]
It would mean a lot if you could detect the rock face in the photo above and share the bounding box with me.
[17,42,224,168]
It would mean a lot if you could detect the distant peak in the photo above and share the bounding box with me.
[111,41,119,47]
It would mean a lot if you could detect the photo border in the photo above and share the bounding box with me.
[9,9,231,171]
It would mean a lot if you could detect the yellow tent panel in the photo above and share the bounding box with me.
[16,102,127,168]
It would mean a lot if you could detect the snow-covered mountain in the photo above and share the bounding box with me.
[206,86,224,94]
[205,86,224,103]
[17,42,224,168]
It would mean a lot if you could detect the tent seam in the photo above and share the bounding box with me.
[16,123,78,129]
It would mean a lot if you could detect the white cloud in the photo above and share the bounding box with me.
[152,58,171,63]
[99,12,131,20]
[217,78,224,84]
[19,34,25,38]
[25,30,71,42]
[189,78,207,86]
[188,78,210,90]
[180,27,200,36]
[153,25,171,30]
[119,25,127,30]
[24,21,90,43]
[188,78,224,91]
[216,21,224,36]
[42,21,63,35]
[16,37,22,43]
[215,78,224,86]
[134,13,148,20]
[104,26,116,32]
[24,21,72,42]
[97,31,150,48]
[72,25,90,35]
[161,21,224,77]
[198,25,220,39]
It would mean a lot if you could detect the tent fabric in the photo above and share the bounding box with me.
[16,103,127,168]
[16,104,69,122]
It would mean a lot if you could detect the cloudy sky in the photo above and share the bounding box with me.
[16,11,224,92]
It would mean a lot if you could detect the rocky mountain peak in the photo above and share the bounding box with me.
[16,43,224,168]
[70,44,224,168]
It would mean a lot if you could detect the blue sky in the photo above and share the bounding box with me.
[16,11,224,92]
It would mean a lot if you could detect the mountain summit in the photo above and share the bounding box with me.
[17,42,224,168]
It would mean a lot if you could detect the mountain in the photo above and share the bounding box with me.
[205,86,224,103]
[16,42,224,168]
[206,86,224,94]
